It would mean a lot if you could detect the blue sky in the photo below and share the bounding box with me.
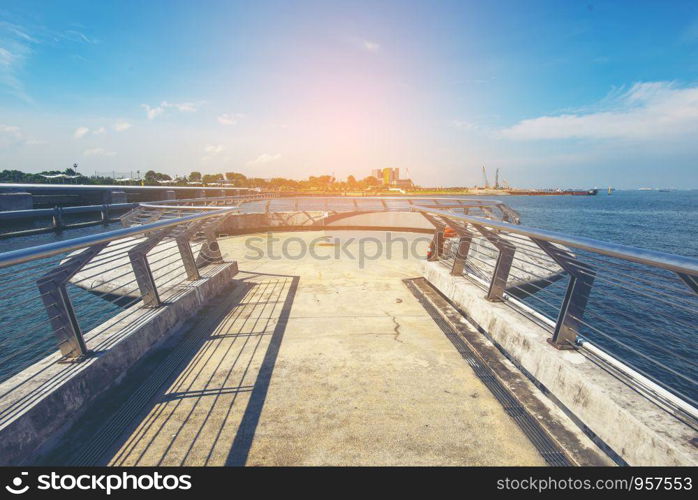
[1,0,698,188]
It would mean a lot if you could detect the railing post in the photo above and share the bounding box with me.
[533,239,596,349]
[451,231,473,275]
[173,220,209,280]
[677,273,698,295]
[429,230,445,261]
[128,229,170,307]
[474,225,515,302]
[52,205,64,230]
[419,211,450,262]
[36,243,107,360]
[176,236,200,281]
[199,228,223,264]
[193,216,228,267]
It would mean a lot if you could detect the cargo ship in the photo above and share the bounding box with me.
[507,188,599,196]
[572,188,598,195]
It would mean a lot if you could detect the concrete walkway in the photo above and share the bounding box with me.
[79,232,547,465]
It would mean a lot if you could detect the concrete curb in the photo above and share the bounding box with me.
[422,261,698,466]
[0,262,237,465]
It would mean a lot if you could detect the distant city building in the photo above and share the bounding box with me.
[372,167,401,186]
[368,168,413,188]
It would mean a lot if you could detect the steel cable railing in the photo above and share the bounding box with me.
[417,207,698,412]
[0,194,515,388]
[0,206,238,387]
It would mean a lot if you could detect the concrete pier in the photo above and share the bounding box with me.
[34,231,608,466]
[422,260,698,466]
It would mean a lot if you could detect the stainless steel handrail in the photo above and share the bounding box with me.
[0,206,238,269]
[414,204,698,410]
[415,207,698,276]
[140,193,275,206]
[137,204,239,211]
[0,203,138,220]
[0,195,696,411]
[0,182,257,192]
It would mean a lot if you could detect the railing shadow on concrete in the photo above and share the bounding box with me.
[36,272,298,466]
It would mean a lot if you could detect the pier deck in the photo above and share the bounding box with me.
[42,232,555,466]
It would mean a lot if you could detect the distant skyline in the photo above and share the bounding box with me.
[1,0,698,188]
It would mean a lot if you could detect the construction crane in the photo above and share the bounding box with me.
[481,166,489,189]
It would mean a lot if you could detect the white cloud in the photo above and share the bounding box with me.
[0,22,98,103]
[217,113,243,126]
[201,144,225,162]
[452,120,479,130]
[113,121,132,132]
[142,101,202,119]
[0,124,44,147]
[0,123,22,147]
[363,40,380,52]
[499,82,698,141]
[249,153,281,164]
[0,22,35,102]
[64,30,95,44]
[0,47,18,66]
[0,124,21,137]
[74,126,90,139]
[92,127,106,135]
[83,148,116,157]
[141,104,164,120]
[164,101,200,112]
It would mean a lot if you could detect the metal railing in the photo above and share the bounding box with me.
[135,195,521,225]
[0,194,518,387]
[4,194,695,418]
[0,203,139,238]
[416,206,698,412]
[247,196,521,223]
[0,206,239,385]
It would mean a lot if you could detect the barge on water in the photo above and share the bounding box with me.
[508,188,599,196]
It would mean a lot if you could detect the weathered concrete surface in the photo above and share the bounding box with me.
[52,231,596,466]
[0,263,236,466]
[422,260,698,466]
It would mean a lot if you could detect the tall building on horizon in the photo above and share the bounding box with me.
[373,167,400,185]
[369,167,411,187]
